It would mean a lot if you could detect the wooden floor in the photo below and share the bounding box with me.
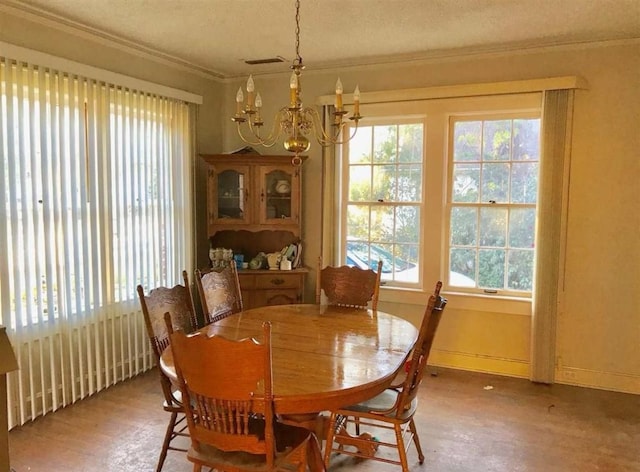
[8,367,640,471]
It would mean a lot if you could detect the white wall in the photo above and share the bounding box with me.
[222,41,640,394]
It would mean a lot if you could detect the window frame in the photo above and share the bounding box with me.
[336,93,542,303]
[445,111,541,297]
[339,115,427,289]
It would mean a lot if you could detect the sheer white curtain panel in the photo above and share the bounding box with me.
[530,89,574,383]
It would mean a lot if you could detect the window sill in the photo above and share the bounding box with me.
[379,286,531,316]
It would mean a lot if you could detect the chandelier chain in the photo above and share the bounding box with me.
[231,0,362,164]
[294,0,302,65]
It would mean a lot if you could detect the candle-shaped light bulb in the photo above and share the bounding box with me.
[353,85,360,116]
[235,86,244,115]
[335,78,343,111]
[289,72,298,107]
[254,92,263,122]
[246,75,255,108]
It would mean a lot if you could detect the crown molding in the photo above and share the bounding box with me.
[0,1,225,81]
[1,41,204,104]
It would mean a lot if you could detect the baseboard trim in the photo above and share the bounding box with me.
[429,349,530,378]
[556,366,640,395]
[429,351,640,394]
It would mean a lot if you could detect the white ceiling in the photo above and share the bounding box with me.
[5,0,640,79]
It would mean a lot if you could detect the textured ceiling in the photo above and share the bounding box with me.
[4,0,640,78]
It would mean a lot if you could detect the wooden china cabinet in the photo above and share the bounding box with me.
[201,154,308,309]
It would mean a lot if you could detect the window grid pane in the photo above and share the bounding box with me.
[449,117,540,293]
[345,122,424,285]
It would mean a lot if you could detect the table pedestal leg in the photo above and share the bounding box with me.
[279,412,329,439]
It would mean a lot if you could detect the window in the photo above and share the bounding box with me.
[2,54,194,427]
[338,94,541,298]
[0,59,193,327]
[343,120,423,285]
[448,116,540,294]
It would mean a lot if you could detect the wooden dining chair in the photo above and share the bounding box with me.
[164,316,326,472]
[323,292,448,472]
[315,256,383,309]
[194,260,243,325]
[136,278,198,472]
[393,280,443,387]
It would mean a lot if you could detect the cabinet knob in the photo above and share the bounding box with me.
[270,278,285,286]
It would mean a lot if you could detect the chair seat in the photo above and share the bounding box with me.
[162,389,184,412]
[187,421,311,471]
[340,388,418,421]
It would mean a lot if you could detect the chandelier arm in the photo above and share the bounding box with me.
[247,107,290,146]
[301,107,336,145]
[236,107,290,147]
[235,122,276,147]
[333,120,361,145]
[301,107,358,147]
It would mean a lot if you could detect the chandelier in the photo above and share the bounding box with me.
[231,0,362,165]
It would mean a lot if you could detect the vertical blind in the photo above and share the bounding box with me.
[0,55,194,427]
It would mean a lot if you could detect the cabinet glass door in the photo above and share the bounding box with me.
[260,166,299,225]
[210,165,251,225]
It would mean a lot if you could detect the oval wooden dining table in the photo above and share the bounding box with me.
[160,303,418,432]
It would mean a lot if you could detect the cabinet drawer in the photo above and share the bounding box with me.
[253,289,300,307]
[238,274,256,289]
[255,273,301,289]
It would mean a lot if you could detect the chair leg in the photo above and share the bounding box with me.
[157,411,178,472]
[408,418,425,464]
[307,434,326,472]
[323,413,339,467]
[394,423,410,472]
